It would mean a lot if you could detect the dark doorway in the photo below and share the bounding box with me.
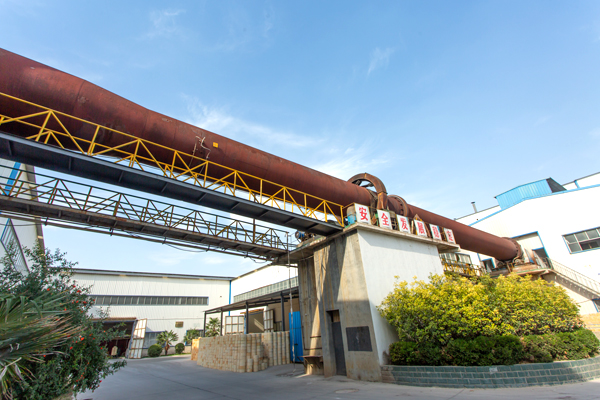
[328,310,346,376]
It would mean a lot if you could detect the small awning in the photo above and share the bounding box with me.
[204,286,299,315]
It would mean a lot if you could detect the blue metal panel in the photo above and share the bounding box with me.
[496,180,552,209]
[289,311,303,362]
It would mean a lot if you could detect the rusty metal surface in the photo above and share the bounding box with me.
[0,48,519,260]
[347,173,388,210]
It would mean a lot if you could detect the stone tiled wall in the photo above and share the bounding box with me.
[193,332,290,373]
[191,338,199,361]
[381,356,600,388]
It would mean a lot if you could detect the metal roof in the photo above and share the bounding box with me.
[204,286,299,314]
[72,268,234,281]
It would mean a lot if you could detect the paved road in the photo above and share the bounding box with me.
[77,356,600,400]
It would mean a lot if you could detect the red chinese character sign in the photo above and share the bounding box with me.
[414,220,428,237]
[377,210,392,229]
[397,216,410,233]
[354,204,371,224]
[430,224,442,240]
[444,228,456,244]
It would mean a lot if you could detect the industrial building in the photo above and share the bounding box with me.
[72,269,232,357]
[69,264,300,358]
[455,172,600,314]
[0,159,44,271]
[0,49,598,383]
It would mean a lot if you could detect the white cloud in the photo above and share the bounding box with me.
[367,47,395,76]
[145,9,186,39]
[182,96,319,148]
[311,147,392,180]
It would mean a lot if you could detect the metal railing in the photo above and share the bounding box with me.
[0,165,290,254]
[0,92,345,226]
[541,258,600,296]
[441,259,485,277]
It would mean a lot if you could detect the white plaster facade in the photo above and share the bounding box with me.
[357,228,446,365]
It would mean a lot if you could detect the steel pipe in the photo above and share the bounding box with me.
[0,48,519,260]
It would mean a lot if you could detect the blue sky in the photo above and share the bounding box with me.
[2,1,600,276]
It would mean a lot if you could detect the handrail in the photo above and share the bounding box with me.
[0,165,290,254]
[0,92,345,226]
[440,259,485,277]
[542,258,600,296]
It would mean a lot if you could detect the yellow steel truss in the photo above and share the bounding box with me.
[0,92,344,226]
[0,166,289,253]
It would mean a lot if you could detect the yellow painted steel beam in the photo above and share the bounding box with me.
[0,92,344,226]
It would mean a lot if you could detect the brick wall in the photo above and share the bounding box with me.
[381,356,600,388]
[192,332,290,373]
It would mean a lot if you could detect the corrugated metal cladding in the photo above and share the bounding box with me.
[496,180,553,210]
[71,272,231,342]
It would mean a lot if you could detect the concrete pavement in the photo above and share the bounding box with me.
[77,356,600,400]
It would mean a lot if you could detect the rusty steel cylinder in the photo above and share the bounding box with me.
[0,48,519,260]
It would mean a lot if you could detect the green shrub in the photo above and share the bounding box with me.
[445,335,523,366]
[523,329,600,362]
[148,344,162,358]
[175,343,185,354]
[389,341,417,365]
[521,335,553,363]
[389,342,444,366]
[573,328,600,356]
[378,274,581,347]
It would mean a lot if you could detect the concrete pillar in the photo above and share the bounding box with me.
[283,331,291,364]
[294,223,456,381]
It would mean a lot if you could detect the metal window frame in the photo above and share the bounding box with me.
[562,227,600,254]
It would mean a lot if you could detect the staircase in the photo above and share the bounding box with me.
[489,257,599,315]
[541,258,600,298]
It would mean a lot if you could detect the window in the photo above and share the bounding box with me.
[89,295,209,306]
[0,220,28,273]
[264,310,274,332]
[482,259,495,270]
[439,253,472,264]
[175,321,183,328]
[143,331,162,348]
[564,228,600,253]
[224,315,244,335]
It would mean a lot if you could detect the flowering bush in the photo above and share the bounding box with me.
[0,244,126,399]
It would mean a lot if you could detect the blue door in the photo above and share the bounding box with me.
[289,311,303,362]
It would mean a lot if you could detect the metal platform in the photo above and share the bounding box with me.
[0,131,342,237]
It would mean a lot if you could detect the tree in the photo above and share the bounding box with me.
[205,318,221,337]
[156,331,178,356]
[0,292,81,398]
[183,329,201,345]
[0,244,126,399]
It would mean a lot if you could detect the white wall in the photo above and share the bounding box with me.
[73,271,231,340]
[457,186,600,281]
[456,205,501,226]
[575,172,600,189]
[357,229,446,365]
[231,264,297,298]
